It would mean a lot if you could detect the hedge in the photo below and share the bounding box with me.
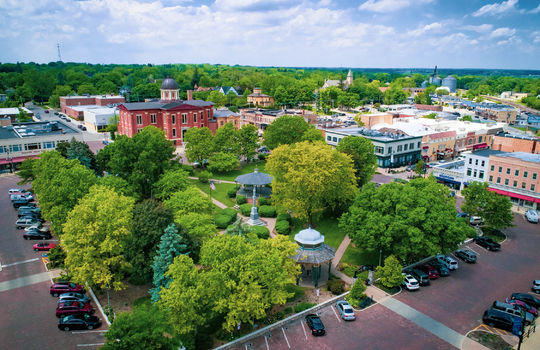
[178,163,194,175]
[275,220,290,235]
[236,195,246,205]
[198,171,212,184]
[276,213,291,222]
[221,208,237,220]
[250,226,270,239]
[239,203,254,216]
[227,188,237,198]
[258,205,276,218]
[257,197,271,206]
[294,302,316,313]
[215,214,233,229]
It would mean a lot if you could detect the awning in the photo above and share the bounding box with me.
[435,176,462,185]
[0,155,38,165]
[488,188,540,204]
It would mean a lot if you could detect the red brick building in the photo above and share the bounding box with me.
[60,95,125,120]
[117,78,215,145]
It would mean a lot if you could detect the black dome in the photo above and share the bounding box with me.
[161,78,178,90]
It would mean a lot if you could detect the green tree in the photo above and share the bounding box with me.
[336,136,377,187]
[300,128,325,142]
[150,224,190,302]
[235,124,259,160]
[383,86,406,105]
[345,278,367,308]
[61,185,134,290]
[175,213,217,261]
[208,152,240,173]
[153,168,190,201]
[213,122,239,154]
[462,182,513,229]
[100,175,139,200]
[375,255,404,288]
[183,127,214,166]
[460,115,473,122]
[207,90,227,107]
[262,115,312,149]
[340,178,474,263]
[126,199,174,284]
[56,138,98,173]
[164,186,214,222]
[102,304,182,350]
[414,160,425,177]
[266,141,357,225]
[77,83,97,95]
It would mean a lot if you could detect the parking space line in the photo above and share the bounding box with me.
[331,305,342,322]
[1,257,40,268]
[466,246,480,255]
[72,330,106,334]
[301,320,307,339]
[77,343,105,347]
[264,335,270,350]
[281,327,290,349]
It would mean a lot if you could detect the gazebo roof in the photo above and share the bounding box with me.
[235,168,273,185]
[292,244,335,264]
[294,227,324,245]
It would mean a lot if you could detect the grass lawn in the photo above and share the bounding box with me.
[194,160,267,182]
[341,244,379,267]
[188,179,237,207]
[289,217,347,250]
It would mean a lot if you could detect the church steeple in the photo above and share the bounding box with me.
[346,69,353,87]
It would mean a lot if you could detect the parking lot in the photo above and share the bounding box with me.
[0,174,107,349]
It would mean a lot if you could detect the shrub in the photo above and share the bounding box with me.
[275,220,290,235]
[250,226,270,239]
[208,152,240,173]
[239,203,253,216]
[227,188,237,198]
[257,197,270,206]
[327,277,344,295]
[276,213,291,222]
[48,246,66,269]
[198,171,212,184]
[283,306,293,315]
[178,163,194,175]
[236,195,247,205]
[346,279,367,308]
[294,302,317,313]
[285,284,306,302]
[258,205,276,218]
[215,214,233,229]
[258,153,268,160]
[221,208,237,220]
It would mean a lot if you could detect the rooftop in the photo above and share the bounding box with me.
[494,152,540,163]
[62,95,123,99]
[0,121,78,140]
[214,108,238,118]
[327,127,421,142]
[467,149,506,158]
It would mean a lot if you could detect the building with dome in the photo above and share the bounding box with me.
[117,77,218,145]
[291,226,335,287]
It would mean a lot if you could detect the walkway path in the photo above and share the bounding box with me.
[188,176,237,184]
[331,234,350,270]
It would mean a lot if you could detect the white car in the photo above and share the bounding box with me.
[8,188,24,194]
[402,274,419,291]
[469,216,484,226]
[335,300,356,321]
[526,210,538,223]
[436,255,458,270]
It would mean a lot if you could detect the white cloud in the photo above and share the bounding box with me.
[407,22,443,36]
[462,24,493,33]
[490,27,516,38]
[358,0,432,13]
[529,4,540,14]
[531,31,540,44]
[472,0,517,17]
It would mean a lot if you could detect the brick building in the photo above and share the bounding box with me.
[492,133,540,154]
[117,78,215,145]
[247,88,275,108]
[60,95,125,120]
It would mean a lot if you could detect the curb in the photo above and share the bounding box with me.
[86,284,111,326]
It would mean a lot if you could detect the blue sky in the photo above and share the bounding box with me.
[0,0,539,69]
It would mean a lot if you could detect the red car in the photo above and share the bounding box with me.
[33,242,56,251]
[420,264,440,280]
[50,282,85,297]
[56,301,93,317]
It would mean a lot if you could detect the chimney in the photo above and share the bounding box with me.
[187,90,193,101]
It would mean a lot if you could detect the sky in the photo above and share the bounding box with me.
[0,0,539,69]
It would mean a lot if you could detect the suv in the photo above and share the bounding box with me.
[436,255,458,270]
[428,260,450,277]
[469,216,484,225]
[16,218,41,229]
[11,193,34,202]
[12,198,32,208]
[483,308,515,332]
[58,314,101,331]
[491,301,533,325]
[420,264,440,280]
[511,293,540,308]
[455,249,477,263]
[474,236,501,251]
[402,274,420,291]
[409,269,430,286]
[56,301,93,317]
[17,207,41,217]
[50,282,85,297]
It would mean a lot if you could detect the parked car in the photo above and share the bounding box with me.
[457,212,469,218]
[469,216,484,225]
[23,231,52,240]
[56,301,93,317]
[8,188,29,195]
[58,293,90,304]
[335,300,356,321]
[24,224,48,233]
[16,202,37,209]
[20,214,44,223]
[16,218,41,229]
[532,280,540,294]
[402,274,420,291]
[420,264,440,280]
[305,314,325,336]
[428,260,450,277]
[58,314,101,331]
[17,207,41,217]
[455,249,477,263]
[50,282,86,297]
[506,298,538,317]
[474,236,501,251]
[482,308,515,332]
[54,112,59,115]
[13,198,32,208]
[491,301,533,325]
[44,110,49,113]
[436,255,458,270]
[526,210,538,223]
[33,242,56,251]
[11,193,34,202]
[511,293,540,308]
[408,269,430,286]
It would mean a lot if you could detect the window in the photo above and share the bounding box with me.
[504,179,509,185]
[468,138,473,145]
[469,158,472,164]
[332,137,337,142]
[513,180,517,187]
[0,145,5,153]
[375,146,384,153]
[136,115,142,125]
[172,128,176,137]
[150,114,156,124]
[473,170,477,177]
[475,159,478,166]
[479,171,484,179]
[193,112,197,123]
[409,143,413,149]
[496,177,501,184]
[489,175,493,181]
[43,141,55,149]
[506,168,510,175]
[481,160,485,167]
[403,144,408,151]
[397,145,402,152]
[532,184,536,191]
[491,165,494,171]
[514,170,519,176]
[327,136,331,141]
[25,143,41,151]
[182,113,187,124]
[478,136,482,143]
[467,168,472,176]
[388,147,392,154]
[498,166,502,173]
[533,173,538,180]
[522,182,526,189]
[524,171,528,178]
[171,115,176,124]
[417,142,421,148]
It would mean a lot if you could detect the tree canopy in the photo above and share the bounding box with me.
[262,115,313,149]
[336,136,377,187]
[462,182,513,229]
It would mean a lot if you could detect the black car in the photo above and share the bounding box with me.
[23,231,52,240]
[455,249,477,263]
[428,260,450,277]
[474,236,501,251]
[305,314,325,336]
[511,293,540,308]
[407,268,430,286]
[58,314,101,331]
[482,308,515,332]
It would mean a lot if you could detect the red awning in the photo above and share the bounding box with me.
[488,187,540,203]
[0,155,38,165]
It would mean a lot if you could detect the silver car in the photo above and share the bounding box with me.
[526,210,538,223]
[336,300,356,321]
[58,292,91,304]
[16,218,41,229]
